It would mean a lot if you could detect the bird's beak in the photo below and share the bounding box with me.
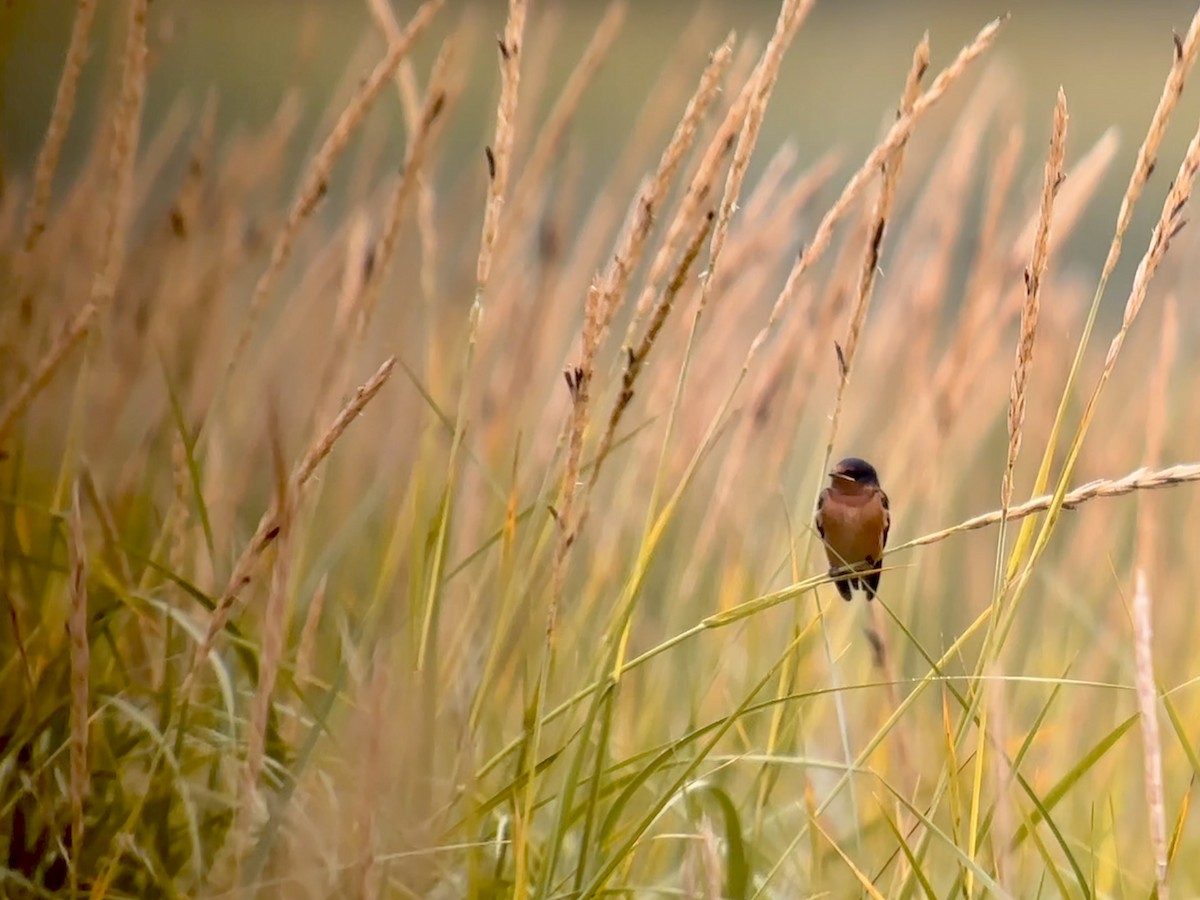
[829,471,854,483]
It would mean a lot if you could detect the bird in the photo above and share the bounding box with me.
[815,457,890,601]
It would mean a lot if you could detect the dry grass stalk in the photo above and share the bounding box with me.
[1145,297,1177,475]
[793,48,928,733]
[920,124,1022,408]
[696,0,814,314]
[20,0,98,255]
[551,282,603,585]
[920,128,1117,451]
[226,0,444,379]
[94,0,149,308]
[1132,297,1176,896]
[128,99,193,219]
[359,40,457,329]
[234,408,294,881]
[1101,5,1200,280]
[528,275,608,889]
[886,70,1004,274]
[311,217,372,429]
[972,125,1025,291]
[0,302,97,443]
[737,143,797,222]
[364,0,442,307]
[997,16,1200,580]
[506,37,725,461]
[1001,88,1068,512]
[184,357,397,693]
[784,67,936,836]
[475,0,528,295]
[507,10,563,160]
[1103,125,1199,373]
[622,33,745,346]
[355,652,392,900]
[295,574,329,690]
[163,92,218,244]
[1132,568,1169,897]
[555,14,717,304]
[748,14,1006,364]
[895,461,1200,553]
[589,210,715,493]
[835,35,927,392]
[976,92,1069,882]
[1014,117,1200,541]
[790,38,926,813]
[1010,128,1118,260]
[403,65,442,309]
[409,1,522,690]
[882,78,993,382]
[698,814,724,899]
[66,482,89,894]
[609,31,737,347]
[713,150,839,293]
[503,2,627,245]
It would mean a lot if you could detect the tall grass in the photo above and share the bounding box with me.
[3,0,1200,897]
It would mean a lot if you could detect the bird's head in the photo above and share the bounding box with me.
[829,457,880,487]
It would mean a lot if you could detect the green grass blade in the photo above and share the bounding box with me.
[878,799,937,900]
[877,776,1013,900]
[1011,713,1138,849]
[159,354,216,561]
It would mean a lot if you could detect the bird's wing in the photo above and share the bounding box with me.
[879,488,891,550]
[815,487,830,539]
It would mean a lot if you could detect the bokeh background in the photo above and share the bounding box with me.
[5,0,1200,290]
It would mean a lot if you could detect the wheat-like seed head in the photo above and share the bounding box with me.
[697,0,815,316]
[1103,5,1200,280]
[367,0,447,308]
[229,0,444,381]
[359,37,458,331]
[623,34,746,345]
[1002,88,1068,511]
[94,0,148,310]
[182,357,397,700]
[897,462,1200,552]
[842,35,929,370]
[22,0,98,257]
[503,2,627,255]
[475,0,527,294]
[749,14,1007,366]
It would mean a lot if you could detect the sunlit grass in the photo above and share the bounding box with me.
[3,0,1200,897]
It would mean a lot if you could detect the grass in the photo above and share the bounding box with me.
[3,0,1200,897]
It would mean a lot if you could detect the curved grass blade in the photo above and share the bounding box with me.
[579,627,808,898]
[159,354,215,560]
[877,776,1012,900]
[1009,714,1137,849]
[686,781,750,900]
[811,814,886,900]
[877,799,936,900]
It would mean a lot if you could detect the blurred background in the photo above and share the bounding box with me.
[4,0,1200,291]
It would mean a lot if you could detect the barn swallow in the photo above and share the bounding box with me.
[815,457,890,601]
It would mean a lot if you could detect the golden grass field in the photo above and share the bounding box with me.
[4,0,1200,897]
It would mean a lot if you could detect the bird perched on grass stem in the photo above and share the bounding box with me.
[815,457,890,601]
